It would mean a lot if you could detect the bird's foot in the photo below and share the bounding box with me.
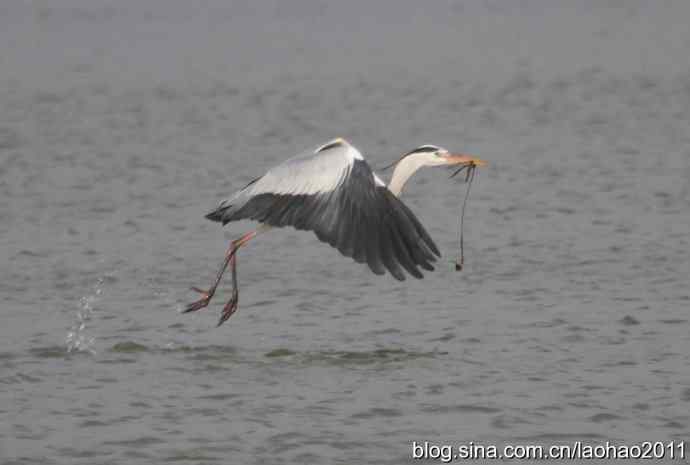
[216,289,239,327]
[182,286,214,313]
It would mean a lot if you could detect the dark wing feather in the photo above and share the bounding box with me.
[210,158,440,280]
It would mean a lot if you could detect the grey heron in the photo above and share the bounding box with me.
[184,137,485,326]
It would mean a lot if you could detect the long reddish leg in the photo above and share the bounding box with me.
[217,252,239,326]
[183,230,257,315]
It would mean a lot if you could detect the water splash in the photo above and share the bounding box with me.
[65,278,103,354]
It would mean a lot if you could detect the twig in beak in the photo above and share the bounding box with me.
[455,164,477,271]
[449,164,468,179]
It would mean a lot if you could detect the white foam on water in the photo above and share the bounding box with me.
[65,278,103,355]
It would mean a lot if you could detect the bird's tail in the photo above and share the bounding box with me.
[205,202,232,223]
[204,209,223,222]
[205,177,260,224]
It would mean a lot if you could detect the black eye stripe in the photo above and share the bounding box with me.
[382,145,441,170]
[408,145,439,154]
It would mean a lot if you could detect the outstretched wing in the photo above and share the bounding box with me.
[206,138,440,280]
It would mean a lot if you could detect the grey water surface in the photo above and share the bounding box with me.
[1,1,689,463]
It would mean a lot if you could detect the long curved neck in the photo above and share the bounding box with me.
[386,154,429,197]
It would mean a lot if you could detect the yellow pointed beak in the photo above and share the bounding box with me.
[441,153,486,167]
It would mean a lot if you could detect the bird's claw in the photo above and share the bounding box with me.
[183,287,214,313]
[183,296,210,313]
[216,290,239,327]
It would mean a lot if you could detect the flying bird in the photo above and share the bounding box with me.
[184,138,485,326]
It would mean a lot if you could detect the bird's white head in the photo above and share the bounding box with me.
[386,144,485,195]
[400,144,486,168]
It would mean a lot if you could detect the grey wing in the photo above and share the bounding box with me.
[208,140,353,218]
[205,141,440,280]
